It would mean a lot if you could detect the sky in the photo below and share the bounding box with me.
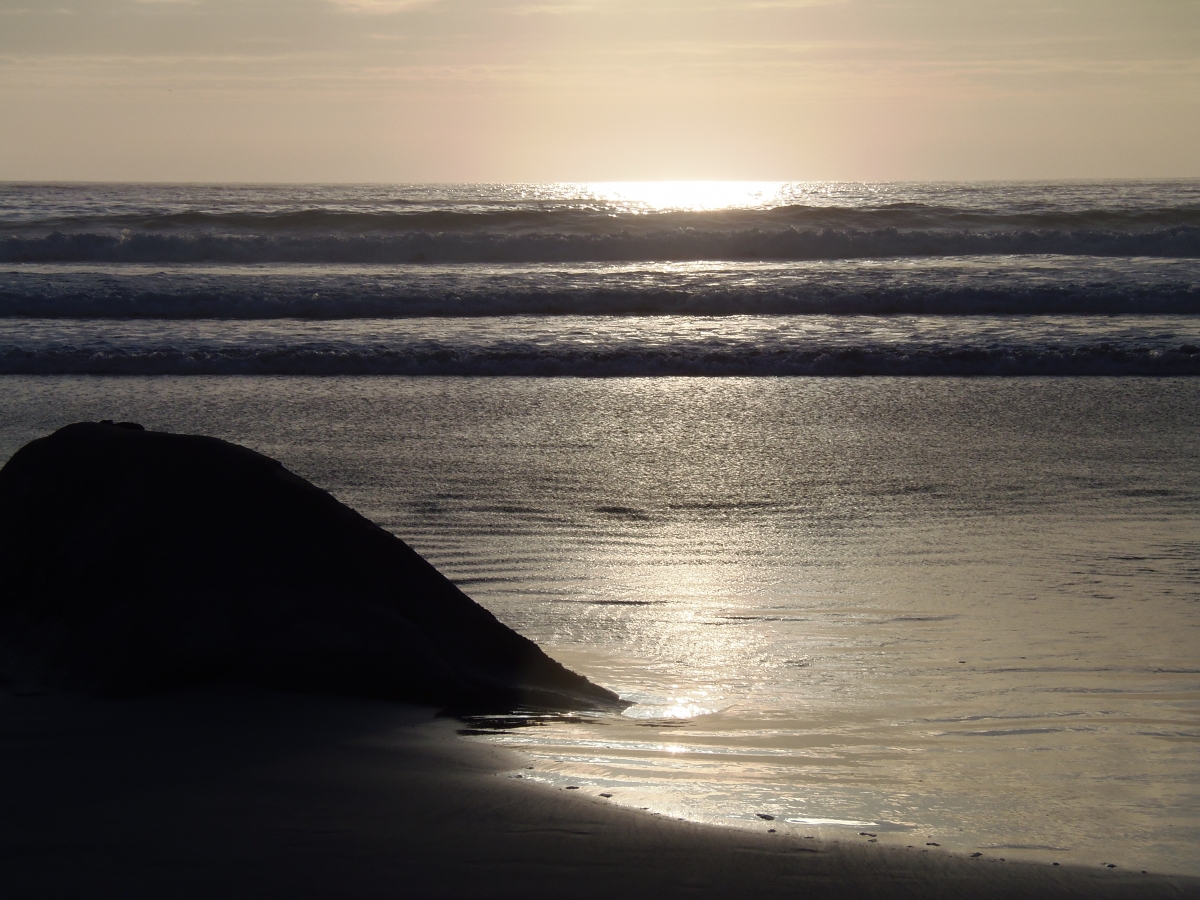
[0,0,1197,182]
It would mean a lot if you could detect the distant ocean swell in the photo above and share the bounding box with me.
[4,224,1199,264]
[8,204,1200,233]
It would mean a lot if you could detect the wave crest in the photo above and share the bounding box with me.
[3,259,1196,318]
[3,226,1198,264]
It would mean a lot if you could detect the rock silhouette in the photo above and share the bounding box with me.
[0,422,625,711]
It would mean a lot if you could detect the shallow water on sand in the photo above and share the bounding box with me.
[1,376,1198,876]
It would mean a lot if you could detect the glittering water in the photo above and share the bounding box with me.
[1,375,1197,875]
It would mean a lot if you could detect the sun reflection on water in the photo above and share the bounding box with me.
[623,699,722,721]
[586,181,785,212]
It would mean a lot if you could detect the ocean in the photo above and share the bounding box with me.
[2,181,1199,375]
[1,181,1198,875]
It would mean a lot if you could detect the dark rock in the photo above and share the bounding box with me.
[756,814,775,821]
[0,422,626,712]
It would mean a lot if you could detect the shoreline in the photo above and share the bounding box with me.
[1,688,1196,899]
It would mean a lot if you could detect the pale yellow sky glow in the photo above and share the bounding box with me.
[0,0,1197,181]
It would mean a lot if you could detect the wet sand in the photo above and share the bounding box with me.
[1,688,1195,900]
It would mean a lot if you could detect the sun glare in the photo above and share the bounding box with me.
[587,181,785,212]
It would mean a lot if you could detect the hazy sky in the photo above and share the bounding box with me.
[1,0,1197,182]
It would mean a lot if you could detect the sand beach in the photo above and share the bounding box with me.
[2,687,1197,900]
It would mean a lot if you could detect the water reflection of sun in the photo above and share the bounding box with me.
[587,181,784,212]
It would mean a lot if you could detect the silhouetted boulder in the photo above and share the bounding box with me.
[0,422,625,711]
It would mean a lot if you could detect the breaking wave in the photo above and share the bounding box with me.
[4,315,1198,376]
[4,183,1198,377]
[4,225,1198,264]
[3,258,1197,318]
[10,204,1200,233]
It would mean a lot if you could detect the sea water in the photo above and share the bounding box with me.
[1,181,1198,875]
